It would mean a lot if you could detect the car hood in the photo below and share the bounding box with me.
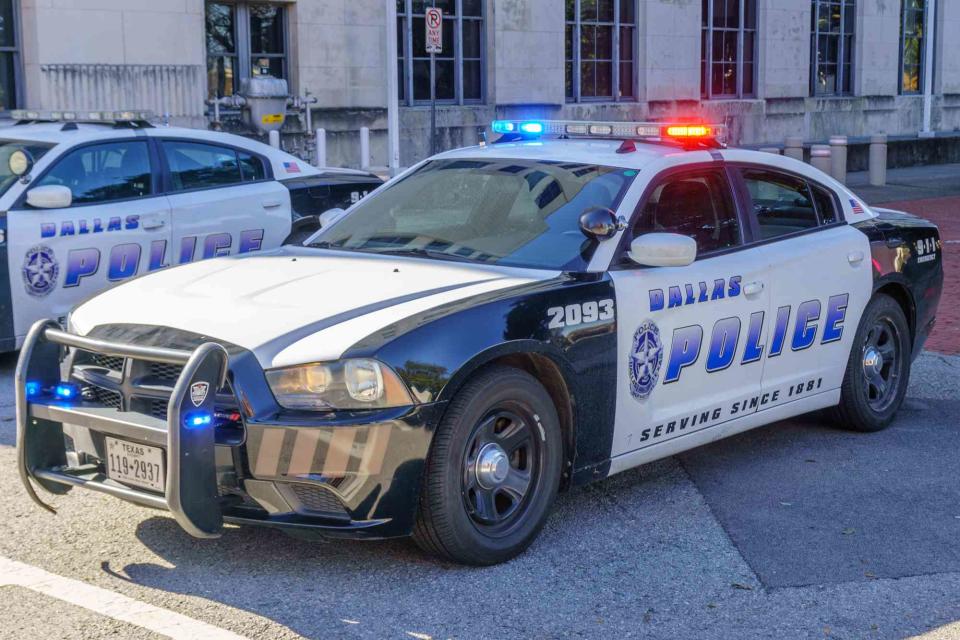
[70,248,557,368]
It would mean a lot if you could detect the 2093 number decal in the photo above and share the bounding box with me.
[547,299,615,329]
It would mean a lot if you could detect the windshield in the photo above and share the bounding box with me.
[0,140,55,199]
[308,158,637,270]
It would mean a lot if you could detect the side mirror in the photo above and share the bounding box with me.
[579,207,622,240]
[628,233,697,267]
[26,185,72,209]
[319,207,346,227]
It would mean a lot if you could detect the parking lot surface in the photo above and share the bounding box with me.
[0,346,958,640]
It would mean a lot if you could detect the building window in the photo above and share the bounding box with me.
[810,0,855,96]
[565,0,636,102]
[700,0,756,99]
[206,2,287,100]
[0,0,20,111]
[900,0,924,94]
[397,0,484,105]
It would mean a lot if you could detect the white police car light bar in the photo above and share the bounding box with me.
[490,119,726,146]
[10,109,154,124]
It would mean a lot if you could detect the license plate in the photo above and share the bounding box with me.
[105,437,165,493]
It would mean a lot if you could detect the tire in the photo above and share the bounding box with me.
[832,294,912,432]
[413,365,563,565]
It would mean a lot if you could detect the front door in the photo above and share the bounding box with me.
[6,139,171,339]
[609,165,770,457]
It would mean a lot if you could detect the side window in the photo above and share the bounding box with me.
[162,141,243,191]
[811,183,839,225]
[36,141,152,205]
[632,169,741,256]
[742,169,818,239]
[238,151,266,182]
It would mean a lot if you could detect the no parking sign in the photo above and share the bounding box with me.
[426,7,442,54]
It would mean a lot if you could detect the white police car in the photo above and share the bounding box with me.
[1,110,381,351]
[16,120,942,565]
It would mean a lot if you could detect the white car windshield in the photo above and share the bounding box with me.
[309,158,637,270]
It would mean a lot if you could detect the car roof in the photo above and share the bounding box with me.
[434,138,713,170]
[0,122,330,179]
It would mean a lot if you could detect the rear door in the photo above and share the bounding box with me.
[734,166,873,410]
[158,139,290,263]
[6,138,170,339]
[609,164,771,456]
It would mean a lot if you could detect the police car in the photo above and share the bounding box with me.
[0,110,381,351]
[16,120,943,565]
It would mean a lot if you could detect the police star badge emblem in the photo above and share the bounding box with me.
[629,320,663,400]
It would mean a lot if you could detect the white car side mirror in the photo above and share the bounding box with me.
[628,233,697,267]
[319,207,346,227]
[26,185,72,209]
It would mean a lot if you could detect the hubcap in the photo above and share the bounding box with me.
[461,408,541,532]
[476,443,510,489]
[861,317,901,412]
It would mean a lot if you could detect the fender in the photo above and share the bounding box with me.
[343,273,620,482]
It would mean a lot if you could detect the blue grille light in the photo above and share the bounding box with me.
[54,383,79,400]
[185,411,213,428]
[25,381,41,398]
[519,121,544,135]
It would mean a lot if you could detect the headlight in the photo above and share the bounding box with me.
[265,359,415,410]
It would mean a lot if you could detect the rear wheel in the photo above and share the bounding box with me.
[833,294,911,432]
[413,366,562,565]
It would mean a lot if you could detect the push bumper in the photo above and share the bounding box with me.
[16,320,441,540]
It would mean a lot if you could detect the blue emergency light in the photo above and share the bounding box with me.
[25,381,41,398]
[54,383,79,400]
[184,411,213,428]
[492,120,545,136]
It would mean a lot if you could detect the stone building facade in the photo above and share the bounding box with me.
[6,0,960,168]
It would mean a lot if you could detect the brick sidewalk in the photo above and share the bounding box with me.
[878,196,958,355]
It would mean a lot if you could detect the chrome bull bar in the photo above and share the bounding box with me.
[15,319,230,538]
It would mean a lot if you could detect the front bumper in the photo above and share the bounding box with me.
[16,320,441,540]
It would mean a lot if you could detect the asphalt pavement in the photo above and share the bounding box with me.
[1,348,959,640]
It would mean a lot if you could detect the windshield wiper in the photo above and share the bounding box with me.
[372,247,481,263]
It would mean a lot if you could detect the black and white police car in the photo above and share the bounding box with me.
[0,109,381,351]
[16,120,943,565]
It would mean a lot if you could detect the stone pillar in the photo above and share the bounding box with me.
[829,135,848,184]
[784,137,804,161]
[869,134,888,187]
[810,144,831,174]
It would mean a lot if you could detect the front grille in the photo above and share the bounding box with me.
[91,354,124,372]
[149,362,183,382]
[89,386,121,409]
[149,399,167,420]
[288,483,349,517]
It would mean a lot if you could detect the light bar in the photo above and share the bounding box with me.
[10,109,154,124]
[490,119,727,147]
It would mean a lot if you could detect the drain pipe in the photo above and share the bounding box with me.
[920,0,937,138]
[385,0,401,173]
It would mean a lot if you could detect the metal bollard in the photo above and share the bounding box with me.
[829,135,848,184]
[359,127,370,170]
[784,136,804,161]
[759,147,781,155]
[268,130,280,149]
[869,134,888,187]
[810,144,832,174]
[314,128,327,168]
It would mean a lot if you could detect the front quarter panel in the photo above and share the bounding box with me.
[342,274,620,478]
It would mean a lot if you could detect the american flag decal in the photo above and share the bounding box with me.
[283,161,301,173]
[850,199,865,214]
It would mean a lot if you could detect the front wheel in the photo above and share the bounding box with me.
[413,366,562,565]
[833,294,912,432]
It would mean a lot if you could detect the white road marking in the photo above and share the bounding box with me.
[0,556,249,640]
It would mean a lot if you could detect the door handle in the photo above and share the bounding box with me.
[141,217,166,230]
[262,200,282,209]
[848,250,865,265]
[743,281,764,297]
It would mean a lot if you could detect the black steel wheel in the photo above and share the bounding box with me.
[833,294,911,432]
[413,365,562,565]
